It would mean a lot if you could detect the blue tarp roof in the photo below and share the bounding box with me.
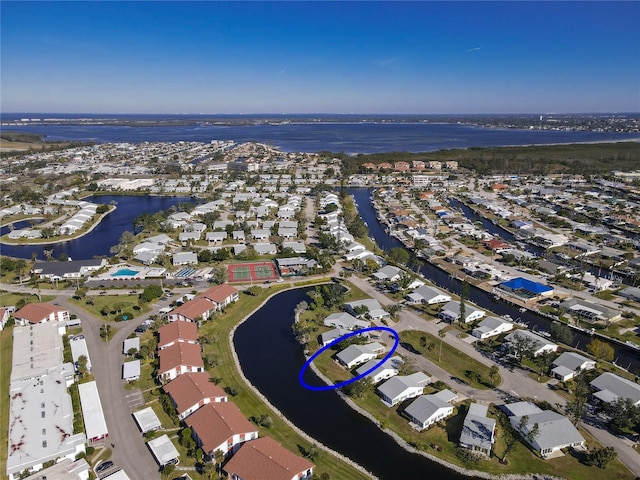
[500,277,553,294]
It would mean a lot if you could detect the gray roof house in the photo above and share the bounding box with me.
[404,390,457,431]
[206,231,228,243]
[335,342,386,369]
[472,316,514,340]
[459,403,496,456]
[504,329,558,357]
[253,243,277,255]
[507,403,585,458]
[551,352,596,381]
[559,298,622,325]
[282,241,306,254]
[406,285,452,305]
[372,265,402,282]
[323,312,370,331]
[590,372,640,406]
[344,299,389,321]
[320,328,351,347]
[438,301,485,323]
[355,356,403,384]
[172,252,198,266]
[377,372,431,407]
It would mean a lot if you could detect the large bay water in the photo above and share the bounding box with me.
[3,115,638,153]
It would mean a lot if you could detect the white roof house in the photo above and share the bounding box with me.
[355,356,403,384]
[70,335,92,371]
[472,316,514,340]
[507,403,585,457]
[551,352,596,381]
[78,381,108,443]
[335,342,386,369]
[459,403,496,456]
[406,285,452,305]
[504,330,558,357]
[438,300,485,323]
[377,372,431,407]
[132,406,162,433]
[323,312,370,331]
[404,390,456,430]
[590,372,640,406]
[344,299,389,321]
[123,337,140,354]
[122,360,141,381]
[147,434,180,466]
[173,252,198,266]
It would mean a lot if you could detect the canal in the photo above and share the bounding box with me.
[234,288,476,480]
[349,188,640,375]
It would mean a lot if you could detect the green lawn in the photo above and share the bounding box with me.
[196,284,370,480]
[68,294,151,321]
[1,328,13,480]
[400,330,498,389]
[0,291,55,307]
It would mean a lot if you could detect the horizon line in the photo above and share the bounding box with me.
[3,111,639,116]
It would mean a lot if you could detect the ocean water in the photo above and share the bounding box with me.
[3,114,638,153]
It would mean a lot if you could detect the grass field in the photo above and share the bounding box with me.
[68,294,150,321]
[0,291,55,308]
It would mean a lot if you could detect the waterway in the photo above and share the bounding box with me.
[0,195,193,260]
[234,288,475,480]
[348,188,640,375]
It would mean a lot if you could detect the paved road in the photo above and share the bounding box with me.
[347,274,640,477]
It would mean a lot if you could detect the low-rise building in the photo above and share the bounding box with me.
[472,316,514,339]
[590,372,640,406]
[459,403,496,456]
[377,372,431,407]
[163,372,228,420]
[157,343,205,382]
[404,389,456,430]
[551,352,596,381]
[335,342,385,369]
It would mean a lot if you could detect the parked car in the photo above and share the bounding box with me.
[96,461,113,473]
[135,325,148,333]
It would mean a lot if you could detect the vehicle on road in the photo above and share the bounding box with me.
[135,325,148,333]
[96,461,113,473]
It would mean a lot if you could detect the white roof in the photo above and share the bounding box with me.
[70,336,92,370]
[123,360,141,380]
[123,337,140,353]
[132,406,162,433]
[147,434,180,465]
[11,322,65,382]
[78,381,108,440]
[102,470,132,480]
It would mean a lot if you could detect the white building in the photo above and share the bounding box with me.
[377,372,431,407]
[78,381,109,443]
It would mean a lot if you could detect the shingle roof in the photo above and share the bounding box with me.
[163,372,226,415]
[515,411,584,451]
[14,302,67,323]
[590,372,640,404]
[223,437,314,480]
[184,403,257,454]
[158,320,198,347]
[460,403,495,451]
[404,394,451,424]
[199,284,238,304]
[158,343,203,374]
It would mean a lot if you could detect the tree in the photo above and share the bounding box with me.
[489,365,500,386]
[458,281,469,326]
[550,322,574,345]
[140,284,163,302]
[76,355,88,377]
[587,339,614,362]
[213,449,225,476]
[534,350,556,376]
[389,247,410,266]
[180,427,196,454]
[396,271,413,292]
[605,397,640,431]
[438,329,446,362]
[384,303,402,319]
[341,378,372,398]
[588,446,617,469]
[511,333,536,362]
[210,267,227,285]
[202,461,217,480]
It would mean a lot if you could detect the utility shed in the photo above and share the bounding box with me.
[147,434,180,466]
[132,406,162,433]
[123,337,140,354]
[78,381,108,442]
[102,470,132,480]
[122,360,141,381]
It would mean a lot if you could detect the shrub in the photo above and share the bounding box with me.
[115,311,134,322]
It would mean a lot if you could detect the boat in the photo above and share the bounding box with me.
[518,307,527,313]
[625,341,640,350]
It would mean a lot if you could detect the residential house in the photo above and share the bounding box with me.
[163,372,228,420]
[254,243,277,255]
[355,356,403,384]
[32,259,106,282]
[13,303,69,326]
[185,402,259,457]
[199,284,239,309]
[157,343,204,382]
[438,301,485,324]
[504,330,558,357]
[372,265,402,282]
[282,241,306,254]
[0,307,11,330]
[206,231,228,244]
[223,436,314,480]
[590,372,640,406]
[506,402,585,458]
[344,299,390,321]
[320,328,351,347]
[472,316,514,340]
[459,403,496,456]
[323,312,369,331]
[167,298,218,323]
[377,372,431,407]
[551,352,596,381]
[335,342,386,369]
[406,285,452,305]
[559,298,622,325]
[404,390,457,431]
[173,252,198,266]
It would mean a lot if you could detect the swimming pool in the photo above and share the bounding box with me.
[111,268,140,277]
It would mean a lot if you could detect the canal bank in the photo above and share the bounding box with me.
[348,188,640,375]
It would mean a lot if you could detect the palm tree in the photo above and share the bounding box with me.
[438,329,446,362]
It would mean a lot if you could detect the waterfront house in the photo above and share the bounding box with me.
[472,316,514,340]
[377,372,431,407]
[323,312,369,331]
[163,372,228,420]
[459,403,496,456]
[504,330,558,357]
[372,265,402,282]
[157,342,205,382]
[551,352,596,381]
[13,302,70,326]
[406,285,452,305]
[506,402,585,458]
[158,320,199,349]
[167,298,217,323]
[185,402,258,457]
[223,436,314,480]
[355,356,403,384]
[438,301,485,324]
[559,298,622,325]
[404,389,456,430]
[32,258,107,282]
[199,284,239,309]
[344,299,389,321]
[320,328,351,347]
[590,372,640,406]
[335,342,385,369]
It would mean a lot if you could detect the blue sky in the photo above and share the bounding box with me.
[1,1,639,114]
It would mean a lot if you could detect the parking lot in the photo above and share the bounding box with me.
[125,389,144,410]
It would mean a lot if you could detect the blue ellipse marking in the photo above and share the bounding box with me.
[298,326,399,391]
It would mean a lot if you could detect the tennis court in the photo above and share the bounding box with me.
[228,261,279,283]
